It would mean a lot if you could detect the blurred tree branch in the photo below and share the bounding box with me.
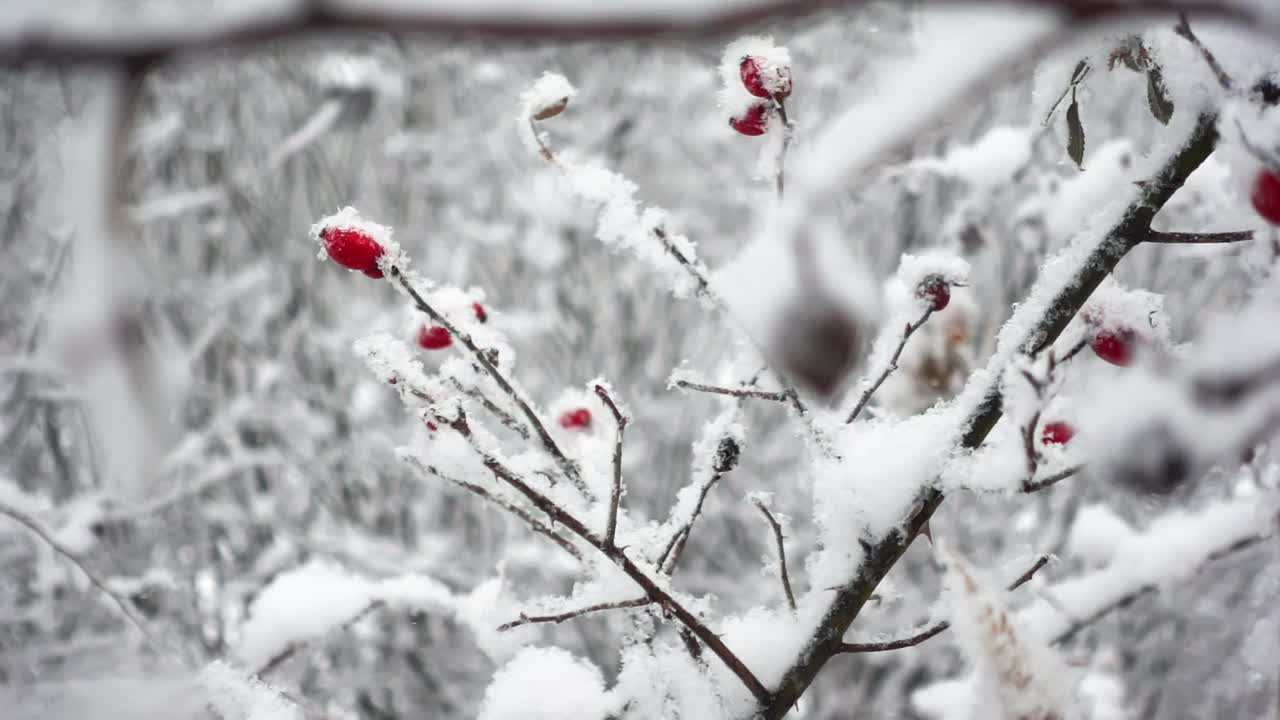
[0,1,1271,66]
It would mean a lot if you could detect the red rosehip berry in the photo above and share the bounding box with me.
[473,302,488,323]
[739,56,792,99]
[918,277,951,311]
[729,102,771,136]
[1041,420,1075,445]
[417,324,452,350]
[1091,328,1134,367]
[320,226,385,276]
[559,407,592,430]
[1251,169,1280,225]
[425,420,438,432]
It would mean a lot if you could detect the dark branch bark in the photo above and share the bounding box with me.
[764,112,1221,719]
[594,384,629,548]
[1146,230,1253,244]
[750,498,797,612]
[845,307,934,423]
[497,597,651,631]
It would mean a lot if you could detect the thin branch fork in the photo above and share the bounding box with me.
[391,267,592,500]
[656,470,727,575]
[673,378,790,402]
[845,306,934,424]
[1146,229,1254,244]
[0,500,163,651]
[838,554,1050,654]
[497,597,651,631]
[1022,463,1084,493]
[751,498,797,612]
[426,401,769,702]
[594,384,628,548]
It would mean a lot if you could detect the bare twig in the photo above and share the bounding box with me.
[1174,12,1233,90]
[845,307,934,423]
[594,384,629,548]
[497,597,650,631]
[673,378,790,402]
[838,554,1051,653]
[750,498,797,612]
[403,454,583,561]
[656,470,726,574]
[1022,464,1084,493]
[1146,229,1254,244]
[1051,534,1266,644]
[255,601,383,677]
[0,500,161,650]
[774,96,794,199]
[653,226,811,421]
[448,377,531,440]
[391,267,591,500]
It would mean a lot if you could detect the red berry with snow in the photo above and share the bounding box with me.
[473,302,488,323]
[1091,328,1134,367]
[918,277,951,311]
[320,226,385,276]
[417,324,452,350]
[729,102,771,136]
[1251,169,1280,225]
[1041,420,1075,445]
[425,420,438,432]
[559,407,591,430]
[739,56,792,99]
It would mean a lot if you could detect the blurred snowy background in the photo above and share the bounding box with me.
[1,2,1278,719]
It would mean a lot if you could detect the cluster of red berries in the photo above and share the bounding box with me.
[417,303,488,351]
[729,56,792,136]
[1253,169,1280,225]
[320,225,386,278]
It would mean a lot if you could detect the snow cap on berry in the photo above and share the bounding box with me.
[1077,278,1170,357]
[310,206,407,278]
[521,72,576,122]
[718,35,791,127]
